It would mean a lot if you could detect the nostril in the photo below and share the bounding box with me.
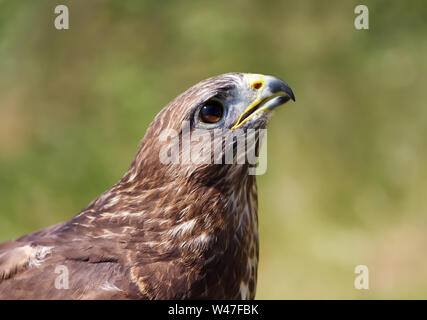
[251,81,263,90]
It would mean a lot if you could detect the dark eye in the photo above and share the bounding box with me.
[198,100,224,124]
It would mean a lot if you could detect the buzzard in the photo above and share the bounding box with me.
[0,73,295,299]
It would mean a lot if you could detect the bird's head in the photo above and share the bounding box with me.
[128,73,295,186]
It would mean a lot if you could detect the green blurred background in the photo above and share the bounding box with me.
[1,0,426,299]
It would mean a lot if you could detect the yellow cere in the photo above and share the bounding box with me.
[231,75,267,130]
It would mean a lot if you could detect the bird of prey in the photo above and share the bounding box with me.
[0,73,294,299]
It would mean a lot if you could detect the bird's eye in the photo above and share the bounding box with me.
[198,99,224,124]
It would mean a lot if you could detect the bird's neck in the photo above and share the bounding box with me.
[72,165,258,299]
[77,164,257,252]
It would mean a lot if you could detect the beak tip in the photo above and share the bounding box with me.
[287,87,295,102]
[268,76,295,102]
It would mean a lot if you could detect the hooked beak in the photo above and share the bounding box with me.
[231,75,295,130]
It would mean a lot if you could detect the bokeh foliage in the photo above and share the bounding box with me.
[1,0,427,298]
